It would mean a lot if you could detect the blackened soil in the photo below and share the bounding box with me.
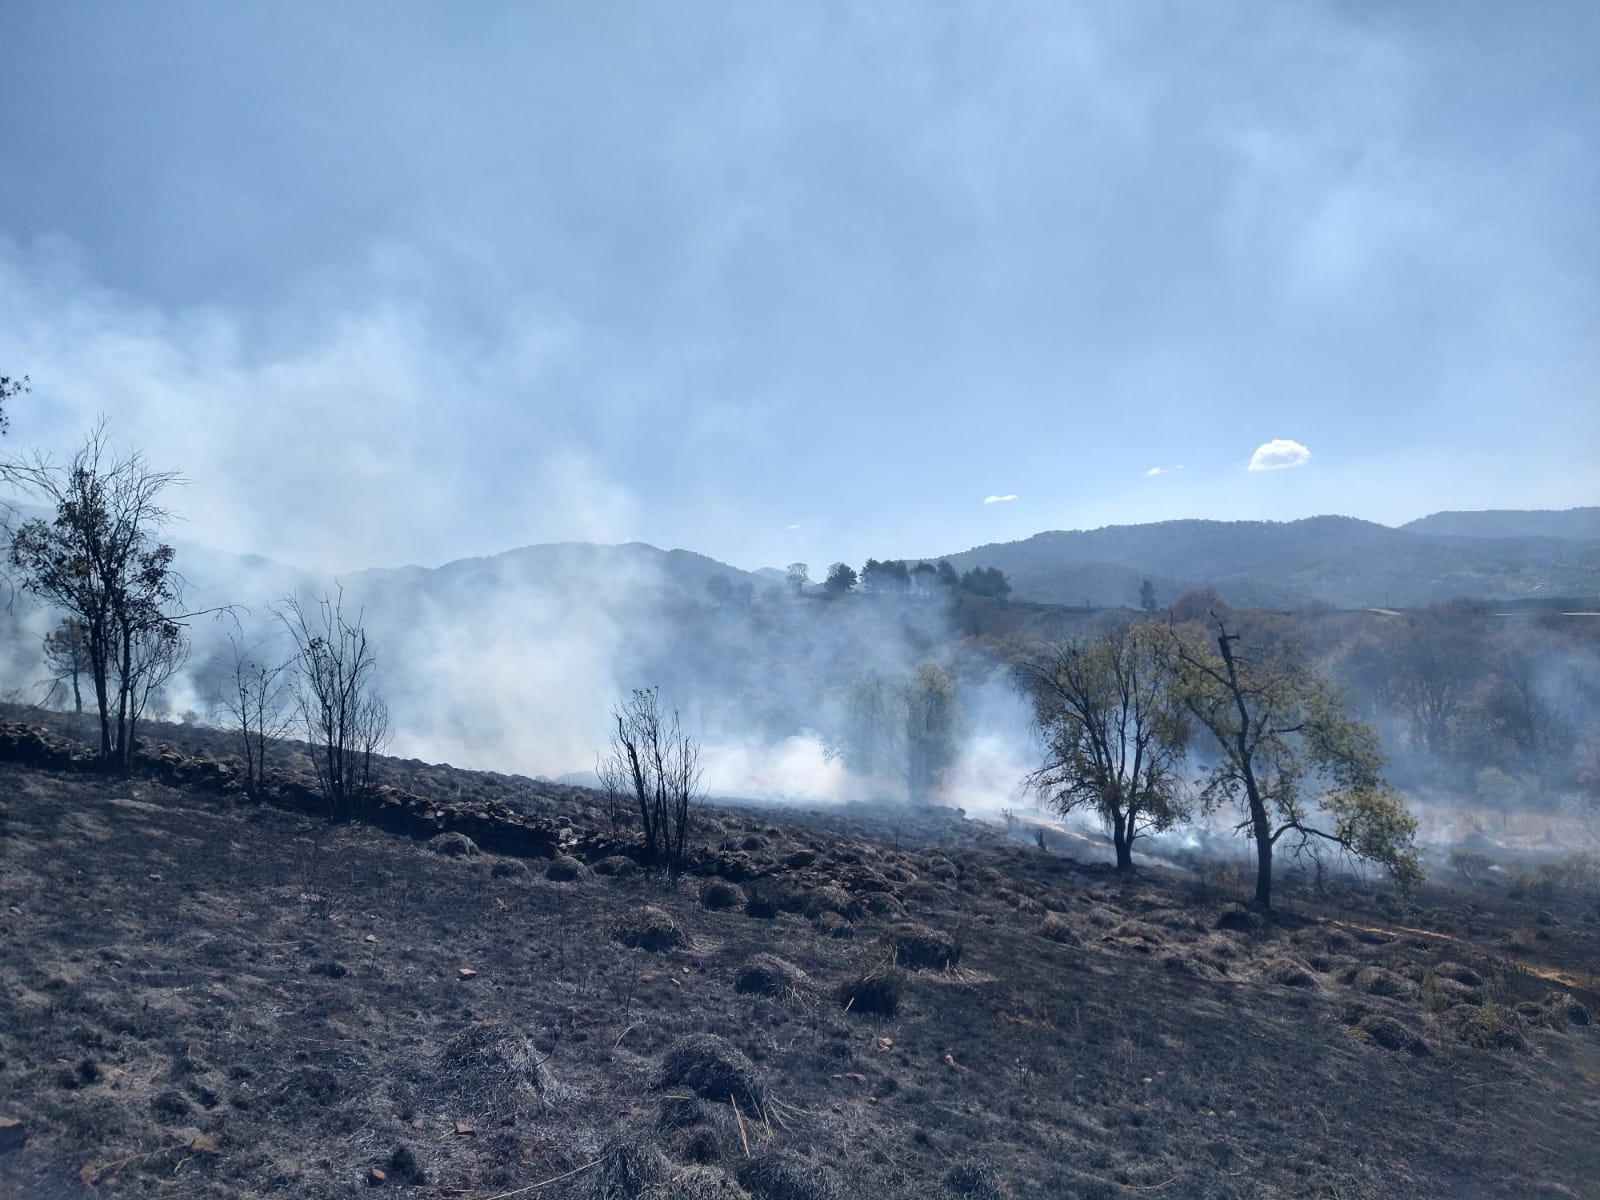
[1,724,1598,1199]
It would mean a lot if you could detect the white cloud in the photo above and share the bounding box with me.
[1144,464,1185,477]
[1247,439,1312,472]
[784,523,801,531]
[983,494,1019,505]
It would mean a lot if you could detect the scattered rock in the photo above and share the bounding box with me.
[458,967,478,980]
[654,1034,766,1112]
[367,1166,387,1186]
[613,905,686,952]
[0,1117,26,1155]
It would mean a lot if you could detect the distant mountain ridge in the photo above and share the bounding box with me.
[934,512,1598,610]
[1399,508,1598,542]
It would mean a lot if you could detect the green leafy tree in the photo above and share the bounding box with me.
[1164,614,1421,907]
[960,566,1011,599]
[1015,623,1190,871]
[830,664,961,803]
[824,562,858,595]
[0,372,27,436]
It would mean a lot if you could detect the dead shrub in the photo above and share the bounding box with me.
[653,1034,766,1113]
[734,953,809,1001]
[882,922,961,970]
[490,858,531,880]
[1214,903,1259,934]
[1262,957,1318,989]
[613,905,686,952]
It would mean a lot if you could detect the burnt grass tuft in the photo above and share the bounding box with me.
[0,713,1598,1198]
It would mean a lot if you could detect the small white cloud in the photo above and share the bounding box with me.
[1144,464,1185,477]
[1247,439,1312,472]
[983,494,1019,505]
[784,523,801,531]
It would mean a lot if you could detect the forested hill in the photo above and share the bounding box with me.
[1399,507,1599,541]
[935,514,1599,610]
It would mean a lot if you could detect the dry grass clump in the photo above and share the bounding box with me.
[801,884,860,920]
[734,953,810,1001]
[942,1156,1008,1199]
[594,855,640,879]
[613,905,687,952]
[653,1034,766,1113]
[1037,913,1080,945]
[436,1020,552,1113]
[428,831,479,857]
[1357,1014,1429,1055]
[490,857,531,879]
[737,1151,843,1200]
[812,910,854,939]
[1260,957,1319,989]
[547,854,593,881]
[838,961,904,1018]
[1354,966,1417,1000]
[588,1137,671,1200]
[1214,903,1260,933]
[701,878,746,910]
[882,922,961,970]
[640,1165,750,1200]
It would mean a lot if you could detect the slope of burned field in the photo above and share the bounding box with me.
[1,734,1597,1200]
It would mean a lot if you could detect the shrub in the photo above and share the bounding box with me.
[547,855,593,882]
[428,832,479,857]
[1037,913,1080,945]
[640,1166,748,1200]
[437,1021,552,1113]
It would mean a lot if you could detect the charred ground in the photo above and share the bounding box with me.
[1,714,1597,1200]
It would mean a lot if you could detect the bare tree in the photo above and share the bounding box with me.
[4,421,190,769]
[214,630,296,798]
[599,687,701,877]
[279,590,389,819]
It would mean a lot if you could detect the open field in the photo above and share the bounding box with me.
[1,720,1597,1200]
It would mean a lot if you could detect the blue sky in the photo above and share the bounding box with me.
[1,1,1595,573]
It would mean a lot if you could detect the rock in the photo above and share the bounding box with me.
[0,1117,26,1154]
[367,1166,387,1186]
[458,967,478,979]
